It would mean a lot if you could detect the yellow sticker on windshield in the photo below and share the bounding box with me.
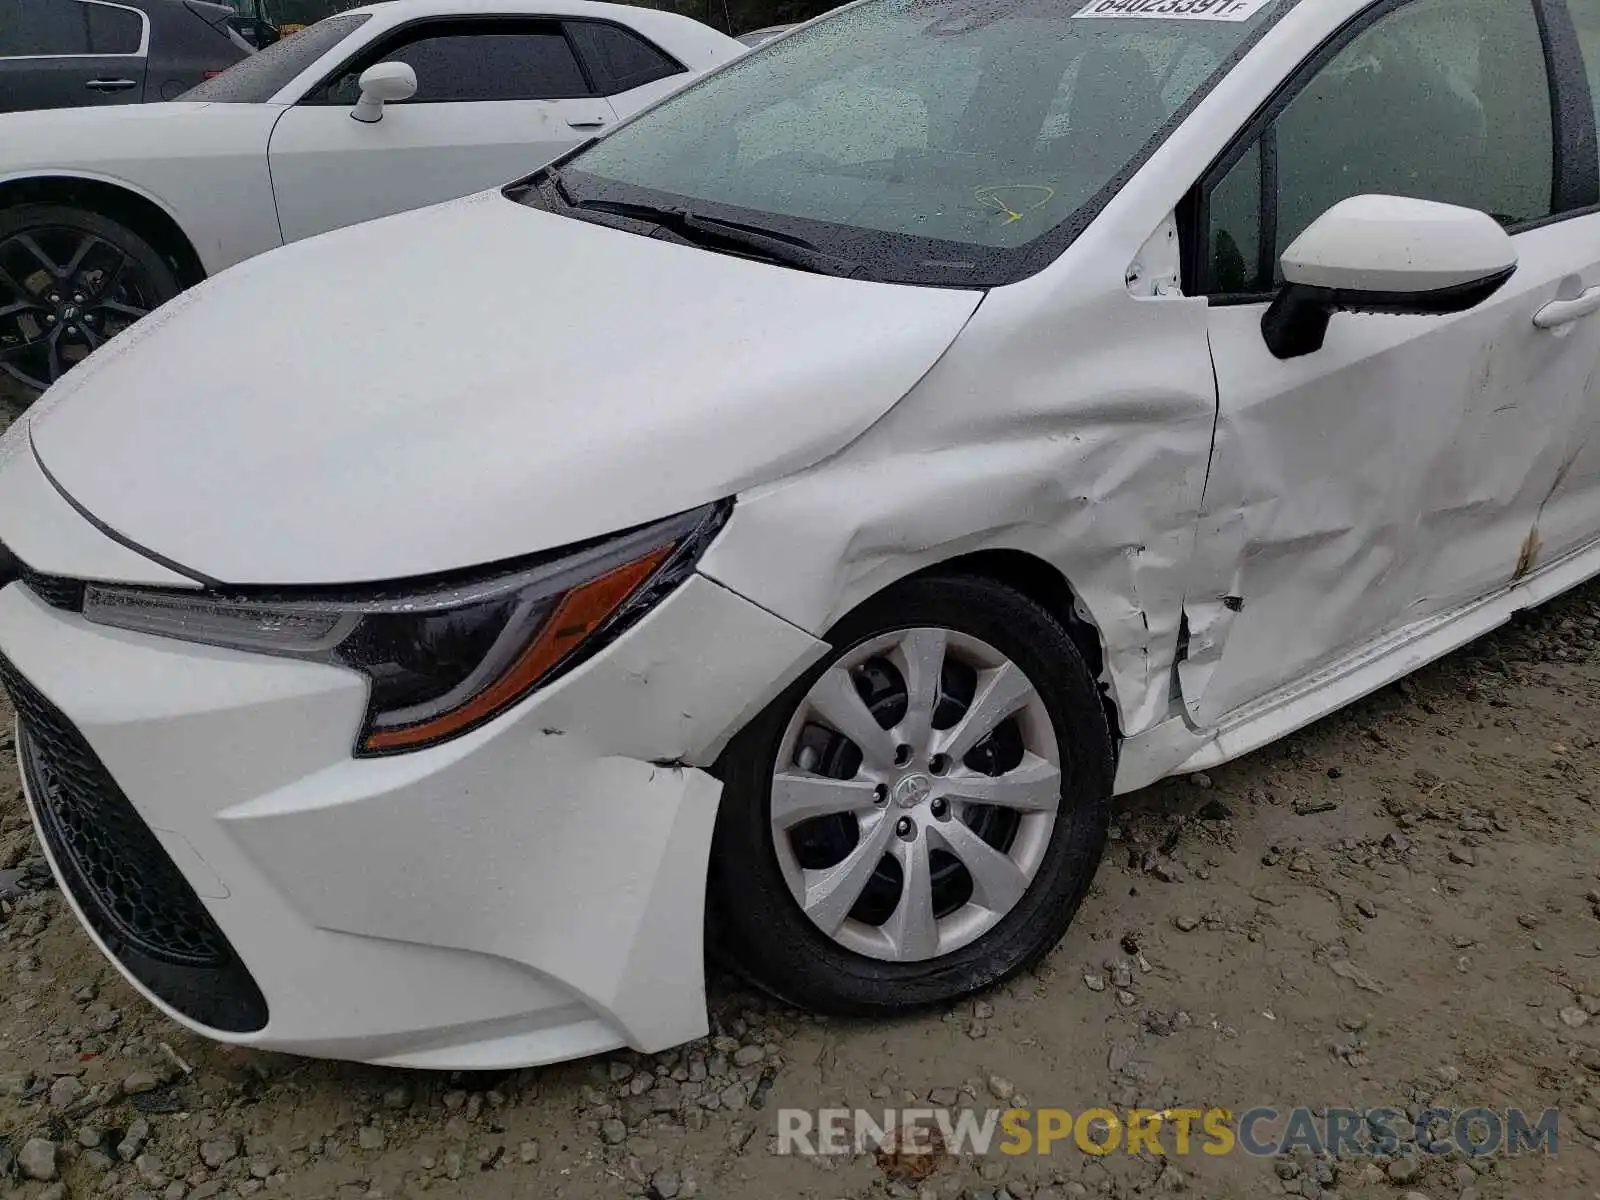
[1072,0,1272,19]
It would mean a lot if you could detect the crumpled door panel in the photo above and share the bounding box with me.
[1181,222,1598,730]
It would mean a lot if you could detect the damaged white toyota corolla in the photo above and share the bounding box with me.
[3,0,1600,1068]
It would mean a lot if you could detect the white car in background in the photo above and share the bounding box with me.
[0,0,741,396]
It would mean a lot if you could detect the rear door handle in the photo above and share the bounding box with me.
[566,118,607,129]
[1534,286,1600,330]
[85,78,138,92]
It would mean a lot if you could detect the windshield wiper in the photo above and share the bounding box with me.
[558,189,863,278]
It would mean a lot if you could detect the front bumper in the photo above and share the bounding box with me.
[0,573,824,1069]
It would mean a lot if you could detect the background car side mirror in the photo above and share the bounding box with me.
[350,62,418,124]
[1261,195,1517,360]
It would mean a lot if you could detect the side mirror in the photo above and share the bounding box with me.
[350,61,417,124]
[1261,195,1517,360]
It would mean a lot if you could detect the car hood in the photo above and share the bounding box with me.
[28,190,981,585]
[0,103,280,172]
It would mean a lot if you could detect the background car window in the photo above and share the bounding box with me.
[1569,0,1600,147]
[322,26,590,104]
[0,0,92,55]
[82,2,143,54]
[567,21,682,95]
[181,12,370,101]
[1204,0,1554,294]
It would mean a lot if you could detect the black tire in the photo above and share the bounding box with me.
[0,204,183,401]
[709,573,1114,1016]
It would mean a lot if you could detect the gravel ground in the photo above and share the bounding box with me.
[0,383,31,434]
[2,391,1600,1199]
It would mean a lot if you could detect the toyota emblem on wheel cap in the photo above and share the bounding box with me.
[892,774,933,808]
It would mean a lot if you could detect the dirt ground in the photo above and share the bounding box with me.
[2,394,1600,1200]
[0,383,29,433]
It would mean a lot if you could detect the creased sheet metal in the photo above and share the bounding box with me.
[1181,218,1600,731]
[702,267,1219,743]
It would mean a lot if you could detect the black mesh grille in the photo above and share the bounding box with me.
[0,540,85,611]
[0,651,268,1033]
[18,567,85,612]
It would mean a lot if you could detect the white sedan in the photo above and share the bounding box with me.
[0,0,741,395]
[4,0,1600,1070]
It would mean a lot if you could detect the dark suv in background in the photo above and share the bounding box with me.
[0,0,251,112]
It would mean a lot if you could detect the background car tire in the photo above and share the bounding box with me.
[709,573,1114,1015]
[0,204,182,402]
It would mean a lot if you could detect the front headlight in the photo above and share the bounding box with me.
[81,503,728,755]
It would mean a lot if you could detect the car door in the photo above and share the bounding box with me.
[266,17,617,244]
[1178,0,1600,730]
[0,0,149,113]
[1524,0,1600,568]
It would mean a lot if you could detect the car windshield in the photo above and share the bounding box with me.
[551,0,1292,286]
[180,12,371,102]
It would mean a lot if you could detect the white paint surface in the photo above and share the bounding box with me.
[28,191,982,584]
[1,574,823,1066]
[1281,194,1518,294]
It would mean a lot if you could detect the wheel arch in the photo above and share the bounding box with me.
[909,548,1123,749]
[0,174,207,289]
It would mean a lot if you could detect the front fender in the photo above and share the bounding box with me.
[701,261,1220,746]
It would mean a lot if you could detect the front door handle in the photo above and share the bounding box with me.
[566,117,607,129]
[85,78,138,92]
[1534,286,1600,330]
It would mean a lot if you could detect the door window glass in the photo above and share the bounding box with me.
[1207,140,1262,294]
[567,21,682,95]
[1568,0,1600,148]
[1203,0,1555,294]
[83,2,143,54]
[0,0,91,56]
[323,26,590,104]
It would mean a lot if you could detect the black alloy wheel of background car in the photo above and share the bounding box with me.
[0,205,181,398]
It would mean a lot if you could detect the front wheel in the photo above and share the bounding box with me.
[709,574,1114,1015]
[0,204,181,400]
